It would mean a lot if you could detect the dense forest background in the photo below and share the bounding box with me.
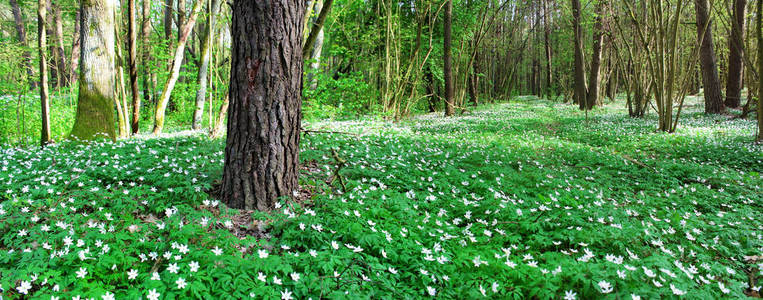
[0,0,760,146]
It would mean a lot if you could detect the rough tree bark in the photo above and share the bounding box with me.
[725,0,746,108]
[70,0,117,141]
[443,0,454,116]
[221,0,305,211]
[192,0,222,130]
[38,0,51,145]
[695,0,725,114]
[572,0,587,109]
[586,0,605,109]
[152,0,202,135]
[10,0,36,87]
[129,0,140,134]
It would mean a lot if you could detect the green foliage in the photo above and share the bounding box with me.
[303,71,378,120]
[0,98,760,299]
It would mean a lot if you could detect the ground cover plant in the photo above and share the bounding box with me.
[0,97,761,299]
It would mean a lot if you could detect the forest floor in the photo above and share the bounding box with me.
[0,97,761,299]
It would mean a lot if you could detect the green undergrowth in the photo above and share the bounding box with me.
[0,98,761,299]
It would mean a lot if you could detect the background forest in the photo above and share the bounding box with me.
[0,0,762,299]
[0,0,759,145]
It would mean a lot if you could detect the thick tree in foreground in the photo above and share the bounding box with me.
[695,0,724,114]
[221,0,305,211]
[70,0,117,141]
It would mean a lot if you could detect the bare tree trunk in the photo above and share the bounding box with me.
[425,64,437,112]
[153,0,203,134]
[758,0,763,142]
[70,0,117,141]
[586,1,604,109]
[725,0,746,108]
[38,0,51,145]
[164,0,173,40]
[9,0,36,87]
[177,0,185,41]
[222,0,305,211]
[443,0,454,116]
[209,94,228,138]
[192,0,221,130]
[572,0,587,109]
[52,2,68,87]
[69,9,81,86]
[139,0,153,134]
[303,0,333,59]
[695,0,725,114]
[543,0,553,97]
[129,0,140,134]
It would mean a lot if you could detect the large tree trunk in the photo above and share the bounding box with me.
[726,0,746,108]
[192,0,222,130]
[586,1,604,109]
[70,0,117,141]
[221,0,305,211]
[69,9,81,86]
[129,0,140,134]
[443,0,454,116]
[695,0,725,114]
[152,0,203,135]
[10,0,36,87]
[571,0,587,109]
[38,0,51,145]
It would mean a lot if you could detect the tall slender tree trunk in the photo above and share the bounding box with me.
[725,0,746,108]
[129,0,140,134]
[425,65,437,112]
[757,0,763,142]
[307,0,325,90]
[303,0,333,59]
[139,0,153,134]
[587,1,604,109]
[222,0,305,211]
[38,0,51,145]
[52,2,68,87]
[164,0,173,40]
[571,0,587,109]
[70,0,117,141]
[69,9,81,86]
[209,94,228,138]
[177,0,185,42]
[443,0,454,116]
[192,0,221,130]
[543,0,553,97]
[695,0,725,114]
[153,0,202,135]
[9,0,36,87]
